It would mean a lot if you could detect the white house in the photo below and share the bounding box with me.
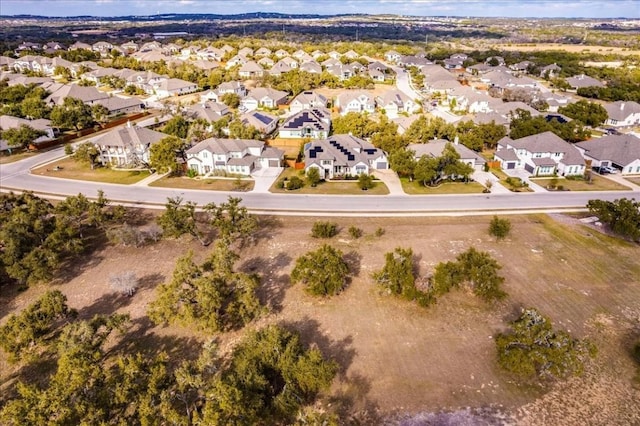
[93,124,166,166]
[304,134,388,179]
[289,90,328,115]
[335,91,375,115]
[494,131,586,176]
[376,89,419,118]
[575,134,640,175]
[279,108,331,139]
[186,138,284,176]
[240,110,278,135]
[154,78,198,98]
[604,101,640,127]
[240,87,288,111]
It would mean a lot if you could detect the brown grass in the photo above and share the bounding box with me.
[532,175,632,191]
[31,157,151,185]
[491,43,640,57]
[269,167,389,194]
[401,177,485,194]
[149,176,255,192]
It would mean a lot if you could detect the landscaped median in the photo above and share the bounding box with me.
[31,157,151,185]
[532,174,631,191]
[269,167,389,195]
[149,176,254,192]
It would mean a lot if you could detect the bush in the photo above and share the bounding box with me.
[64,143,73,155]
[311,221,338,238]
[186,168,198,178]
[287,176,304,190]
[291,244,349,296]
[348,226,363,239]
[306,168,321,187]
[358,173,374,190]
[488,216,511,240]
[375,227,385,237]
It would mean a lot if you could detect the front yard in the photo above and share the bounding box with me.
[149,176,255,192]
[269,167,389,195]
[624,176,640,186]
[400,177,485,194]
[532,174,631,191]
[490,168,533,192]
[31,157,151,185]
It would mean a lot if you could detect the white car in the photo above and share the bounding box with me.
[601,166,618,174]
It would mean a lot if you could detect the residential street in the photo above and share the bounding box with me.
[2,148,638,216]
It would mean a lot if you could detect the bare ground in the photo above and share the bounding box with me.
[1,214,640,423]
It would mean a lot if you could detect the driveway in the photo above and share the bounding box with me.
[598,172,640,191]
[372,169,406,195]
[503,169,547,193]
[251,167,283,193]
[471,171,510,194]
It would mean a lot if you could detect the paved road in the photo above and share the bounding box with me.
[2,148,638,216]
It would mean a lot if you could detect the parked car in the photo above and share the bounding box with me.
[604,128,621,135]
[600,166,618,174]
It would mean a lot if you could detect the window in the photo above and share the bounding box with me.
[203,152,208,158]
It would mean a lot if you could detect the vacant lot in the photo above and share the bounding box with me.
[491,43,640,56]
[2,213,639,422]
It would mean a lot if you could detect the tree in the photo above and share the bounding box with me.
[496,308,596,379]
[558,100,608,128]
[201,325,338,424]
[291,244,349,296]
[389,148,416,178]
[0,124,46,149]
[587,198,640,242]
[413,155,439,186]
[431,247,506,302]
[203,196,257,243]
[0,290,76,363]
[311,221,338,238]
[489,216,511,240]
[372,247,431,306]
[91,104,110,127]
[20,97,50,120]
[73,142,100,169]
[220,92,240,108]
[156,196,202,243]
[148,242,263,332]
[161,115,190,139]
[109,271,139,296]
[331,112,373,138]
[357,173,374,190]
[404,115,456,143]
[149,135,188,174]
[50,97,94,131]
[306,167,321,187]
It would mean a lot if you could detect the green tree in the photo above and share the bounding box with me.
[0,125,46,149]
[220,92,240,108]
[161,115,190,139]
[20,96,50,120]
[403,115,456,143]
[587,198,640,242]
[73,142,100,169]
[372,247,431,306]
[558,100,608,128]
[311,221,338,238]
[488,216,511,240]
[50,97,94,131]
[389,148,416,178]
[203,196,257,243]
[306,167,321,187]
[148,242,263,332]
[291,244,350,296]
[0,290,76,364]
[91,104,110,127]
[149,135,188,174]
[357,173,374,190]
[331,112,373,138]
[496,308,596,379]
[413,155,439,186]
[156,196,202,243]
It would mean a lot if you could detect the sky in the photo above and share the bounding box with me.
[0,0,638,18]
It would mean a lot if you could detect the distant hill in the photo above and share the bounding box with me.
[1,12,360,21]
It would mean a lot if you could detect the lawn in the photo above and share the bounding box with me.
[490,168,533,192]
[0,150,39,164]
[624,176,640,186]
[31,157,151,185]
[270,167,389,195]
[400,177,485,194]
[532,174,631,191]
[149,176,255,192]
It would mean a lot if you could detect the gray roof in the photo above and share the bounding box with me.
[407,140,486,165]
[45,84,108,105]
[281,109,330,132]
[304,134,385,167]
[93,125,165,148]
[187,138,264,155]
[566,75,605,89]
[507,131,585,166]
[576,134,640,167]
[604,101,640,121]
[495,148,519,162]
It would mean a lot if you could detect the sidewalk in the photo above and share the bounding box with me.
[134,171,168,186]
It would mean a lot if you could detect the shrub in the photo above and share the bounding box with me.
[488,216,511,240]
[64,143,73,155]
[358,173,374,190]
[375,227,385,237]
[306,168,321,187]
[348,226,363,239]
[287,176,304,190]
[311,221,338,238]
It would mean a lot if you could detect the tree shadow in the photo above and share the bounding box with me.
[329,372,382,424]
[251,215,285,245]
[344,250,362,278]
[76,272,164,319]
[240,252,292,313]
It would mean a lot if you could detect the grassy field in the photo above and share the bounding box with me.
[270,167,389,195]
[625,176,640,186]
[400,177,485,194]
[2,213,639,423]
[0,151,39,164]
[149,176,255,192]
[31,157,151,185]
[532,175,631,191]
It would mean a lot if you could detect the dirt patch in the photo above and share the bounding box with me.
[2,214,639,422]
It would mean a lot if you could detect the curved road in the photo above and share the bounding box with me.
[1,147,638,216]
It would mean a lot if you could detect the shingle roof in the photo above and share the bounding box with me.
[187,138,264,155]
[304,134,384,167]
[508,131,585,166]
[407,140,485,164]
[576,134,640,166]
[604,101,640,121]
[93,125,165,148]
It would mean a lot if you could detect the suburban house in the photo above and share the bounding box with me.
[255,47,272,57]
[289,90,328,115]
[474,101,541,126]
[153,78,199,98]
[446,86,494,113]
[186,138,284,176]
[376,89,420,118]
[269,60,294,76]
[46,84,109,106]
[279,108,331,139]
[335,91,375,115]
[93,124,166,166]
[604,101,640,127]
[95,96,145,116]
[510,61,534,73]
[384,50,402,63]
[240,87,288,111]
[392,114,422,135]
[304,134,389,179]
[566,74,605,91]
[299,61,322,74]
[238,47,254,58]
[185,102,230,124]
[200,80,247,103]
[240,110,278,135]
[539,63,561,79]
[0,115,56,150]
[575,134,640,175]
[238,61,265,78]
[494,131,586,176]
[258,57,275,68]
[407,139,486,172]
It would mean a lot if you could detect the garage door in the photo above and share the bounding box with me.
[268,160,279,167]
[376,162,387,169]
[524,163,534,173]
[507,162,516,169]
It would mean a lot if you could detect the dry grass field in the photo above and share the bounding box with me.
[489,43,640,57]
[1,213,639,423]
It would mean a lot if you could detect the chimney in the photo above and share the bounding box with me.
[454,135,459,145]
[620,102,625,111]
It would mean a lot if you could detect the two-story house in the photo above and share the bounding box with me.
[335,91,375,115]
[186,138,284,176]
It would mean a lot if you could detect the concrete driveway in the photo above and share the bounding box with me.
[503,169,547,193]
[372,169,406,195]
[251,167,283,193]
[471,171,510,194]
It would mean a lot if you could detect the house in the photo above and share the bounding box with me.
[421,64,460,94]
[240,87,288,111]
[304,134,389,179]
[274,49,289,58]
[238,61,265,78]
[376,89,420,118]
[240,110,278,135]
[327,50,342,59]
[299,61,322,74]
[446,86,494,113]
[69,41,92,51]
[280,57,298,69]
[289,90,328,115]
[258,57,275,68]
[539,63,561,79]
[343,50,359,59]
[391,114,422,135]
[92,41,114,56]
[494,131,586,176]
[474,102,540,126]
[268,60,293,76]
[384,50,402,63]
[154,78,198,98]
[485,56,506,66]
[186,138,284,176]
[255,47,272,57]
[45,84,109,106]
[0,115,56,149]
[196,46,225,61]
[604,101,640,127]
[566,74,605,90]
[575,134,640,175]
[121,41,139,53]
[279,108,331,139]
[93,124,166,166]
[225,55,247,69]
[217,81,247,97]
[311,49,325,59]
[335,91,375,115]
[510,61,534,73]
[94,96,145,116]
[481,69,538,92]
[408,139,486,171]
[238,47,254,58]
[185,102,230,124]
